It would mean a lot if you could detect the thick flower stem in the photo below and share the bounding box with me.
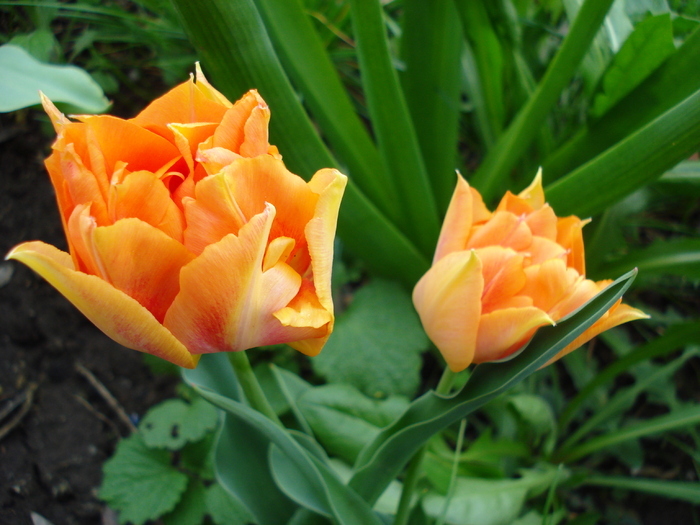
[228,350,283,427]
[393,366,458,525]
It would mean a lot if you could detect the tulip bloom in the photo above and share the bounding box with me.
[7,67,347,368]
[413,171,647,372]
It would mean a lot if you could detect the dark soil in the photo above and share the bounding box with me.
[0,112,178,525]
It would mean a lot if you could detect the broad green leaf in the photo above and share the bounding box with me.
[169,0,430,287]
[544,25,700,180]
[591,14,675,117]
[140,396,218,450]
[313,279,429,398]
[189,385,384,525]
[269,364,314,435]
[162,478,207,525]
[9,29,58,62]
[591,238,700,282]
[205,484,256,525]
[583,475,700,504]
[298,384,409,463]
[400,0,463,212]
[100,433,189,525]
[253,0,400,224]
[0,44,109,113]
[348,0,441,256]
[545,87,700,217]
[470,0,617,202]
[556,403,700,462]
[349,270,637,505]
[559,322,700,428]
[183,354,297,525]
[422,466,562,525]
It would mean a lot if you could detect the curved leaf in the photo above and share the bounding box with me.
[349,270,637,504]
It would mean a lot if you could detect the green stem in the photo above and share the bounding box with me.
[393,366,458,525]
[228,351,283,427]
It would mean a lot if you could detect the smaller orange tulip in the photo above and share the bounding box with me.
[413,171,647,372]
[7,66,347,368]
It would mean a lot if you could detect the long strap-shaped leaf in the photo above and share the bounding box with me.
[468,0,616,202]
[348,0,441,257]
[170,0,429,286]
[183,354,297,525]
[545,88,700,217]
[400,0,463,213]
[253,0,401,224]
[189,383,385,525]
[544,25,700,180]
[349,269,637,505]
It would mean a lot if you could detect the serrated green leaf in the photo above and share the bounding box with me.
[298,384,409,464]
[349,270,636,505]
[205,484,255,525]
[140,396,219,450]
[100,434,189,525]
[591,14,675,117]
[0,44,109,113]
[162,478,208,525]
[313,279,428,398]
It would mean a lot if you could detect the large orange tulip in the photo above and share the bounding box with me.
[7,66,347,368]
[413,171,647,372]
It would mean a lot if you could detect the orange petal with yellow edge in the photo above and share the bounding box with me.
[212,90,268,154]
[434,173,475,262]
[275,280,333,357]
[521,258,580,313]
[6,241,198,368]
[475,306,554,363]
[90,218,195,322]
[108,171,185,242]
[413,250,484,372]
[164,204,302,354]
[557,216,590,275]
[517,168,545,209]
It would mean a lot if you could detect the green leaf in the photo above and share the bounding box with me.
[189,385,384,525]
[140,396,219,450]
[556,403,700,462]
[0,44,109,113]
[347,0,441,256]
[162,478,208,525]
[507,394,557,454]
[169,0,430,287]
[183,354,297,525]
[8,29,59,62]
[269,364,314,435]
[400,0,463,212]
[470,0,617,202]
[253,0,401,224]
[422,466,563,525]
[298,384,409,463]
[544,25,700,180]
[583,475,700,504]
[559,322,700,428]
[591,14,676,118]
[100,433,189,525]
[348,270,637,505]
[313,279,429,397]
[591,238,700,282]
[545,87,700,217]
[205,484,257,525]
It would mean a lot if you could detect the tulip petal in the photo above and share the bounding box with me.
[169,122,220,174]
[164,204,302,353]
[477,246,526,313]
[475,306,554,362]
[434,174,474,262]
[527,236,568,265]
[524,205,558,240]
[517,168,545,209]
[130,78,229,139]
[90,219,196,322]
[521,258,580,313]
[212,90,270,156]
[557,216,590,275]
[275,280,333,357]
[413,250,483,372]
[6,241,198,368]
[467,211,532,252]
[108,170,185,242]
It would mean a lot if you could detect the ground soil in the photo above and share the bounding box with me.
[0,112,178,525]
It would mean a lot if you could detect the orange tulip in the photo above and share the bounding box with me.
[413,171,647,372]
[6,66,347,368]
